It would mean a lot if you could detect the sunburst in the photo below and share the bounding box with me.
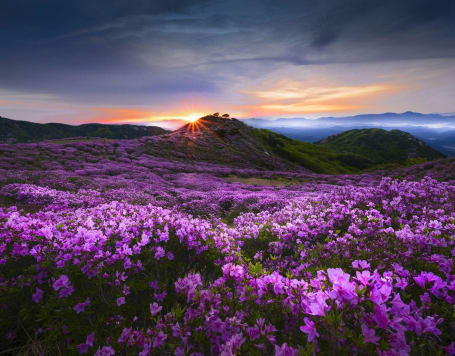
[185,113,203,123]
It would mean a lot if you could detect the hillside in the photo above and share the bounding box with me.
[1,115,445,173]
[245,112,455,156]
[317,128,445,164]
[0,116,169,143]
[138,114,375,173]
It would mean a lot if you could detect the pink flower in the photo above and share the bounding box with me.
[300,317,319,342]
[327,268,357,304]
[356,270,372,286]
[150,302,162,316]
[154,247,165,260]
[352,260,370,270]
[307,291,328,316]
[222,263,245,281]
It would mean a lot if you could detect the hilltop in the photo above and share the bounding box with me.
[0,116,169,143]
[138,114,374,173]
[317,128,445,165]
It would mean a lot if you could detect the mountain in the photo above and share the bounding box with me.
[244,112,455,155]
[1,114,445,173]
[0,116,169,143]
[245,111,455,128]
[317,128,445,164]
[137,114,381,173]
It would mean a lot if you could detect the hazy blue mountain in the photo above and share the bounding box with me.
[244,112,455,155]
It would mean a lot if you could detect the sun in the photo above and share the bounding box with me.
[185,113,203,123]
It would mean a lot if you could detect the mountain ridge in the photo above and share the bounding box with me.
[0,116,169,143]
[0,114,446,173]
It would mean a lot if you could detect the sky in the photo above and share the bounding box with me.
[1,0,455,129]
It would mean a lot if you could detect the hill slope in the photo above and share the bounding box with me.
[139,114,375,173]
[317,128,445,164]
[0,116,169,143]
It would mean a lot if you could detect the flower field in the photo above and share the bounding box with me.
[1,139,454,355]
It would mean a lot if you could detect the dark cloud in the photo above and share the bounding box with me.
[1,0,454,106]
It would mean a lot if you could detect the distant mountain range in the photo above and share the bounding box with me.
[245,112,455,155]
[0,114,446,173]
[0,116,169,143]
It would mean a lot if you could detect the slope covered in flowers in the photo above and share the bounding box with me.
[0,140,454,355]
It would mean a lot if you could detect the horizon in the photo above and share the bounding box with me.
[3,110,455,131]
[1,0,455,128]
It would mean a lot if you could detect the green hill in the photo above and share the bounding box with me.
[0,116,169,143]
[253,128,373,173]
[141,114,374,173]
[317,128,445,165]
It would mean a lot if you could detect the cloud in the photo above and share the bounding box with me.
[1,0,455,123]
[243,82,402,115]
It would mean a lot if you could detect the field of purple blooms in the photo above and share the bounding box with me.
[1,139,455,355]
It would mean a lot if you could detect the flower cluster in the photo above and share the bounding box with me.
[0,139,454,355]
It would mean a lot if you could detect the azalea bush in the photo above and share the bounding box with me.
[0,140,454,355]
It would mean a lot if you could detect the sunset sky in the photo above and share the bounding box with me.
[1,0,455,129]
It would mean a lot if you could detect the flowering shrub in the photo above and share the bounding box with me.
[0,140,454,355]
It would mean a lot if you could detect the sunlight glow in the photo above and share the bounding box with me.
[185,113,203,123]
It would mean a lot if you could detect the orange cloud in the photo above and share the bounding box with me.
[87,108,155,123]
[242,82,403,116]
[87,107,213,126]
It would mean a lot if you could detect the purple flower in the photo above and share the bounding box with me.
[222,263,245,281]
[95,345,115,356]
[373,304,389,328]
[77,333,95,354]
[352,260,370,270]
[150,302,162,316]
[361,324,380,344]
[74,297,90,314]
[444,342,455,356]
[52,275,74,298]
[116,297,125,306]
[32,288,43,303]
[154,247,165,260]
[300,317,319,342]
[274,342,298,356]
[152,330,167,348]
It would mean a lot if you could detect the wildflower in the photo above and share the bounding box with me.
[274,342,298,356]
[52,275,74,298]
[361,324,380,344]
[32,288,43,303]
[300,317,319,342]
[74,297,91,314]
[150,302,162,316]
[154,247,165,260]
